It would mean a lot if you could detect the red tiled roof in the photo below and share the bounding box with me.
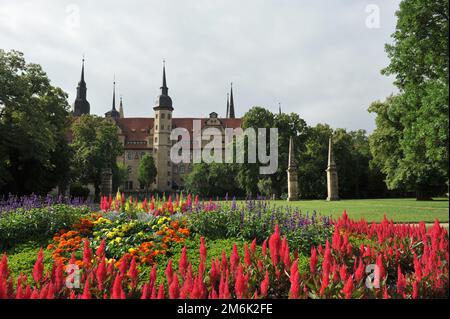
[71,117,242,150]
[172,118,241,131]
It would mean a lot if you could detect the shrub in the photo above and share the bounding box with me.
[0,205,90,250]
[69,183,91,201]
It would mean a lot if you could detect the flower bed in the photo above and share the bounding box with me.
[0,209,447,299]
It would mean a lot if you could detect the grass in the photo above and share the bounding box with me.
[236,198,449,223]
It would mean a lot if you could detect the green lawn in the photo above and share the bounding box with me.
[237,198,449,223]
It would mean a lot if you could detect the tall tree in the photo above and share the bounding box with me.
[0,49,71,195]
[70,115,123,200]
[138,153,157,194]
[238,107,308,197]
[370,0,449,199]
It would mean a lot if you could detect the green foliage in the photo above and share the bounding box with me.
[370,0,449,199]
[70,115,124,200]
[0,205,90,250]
[0,49,71,195]
[138,153,157,192]
[5,241,53,281]
[69,182,90,200]
[184,163,243,197]
[113,162,129,192]
[188,202,333,255]
[239,107,309,196]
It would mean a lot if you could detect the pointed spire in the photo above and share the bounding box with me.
[161,60,168,95]
[80,56,85,83]
[288,136,297,168]
[226,93,230,118]
[112,76,116,111]
[119,95,124,118]
[279,103,282,115]
[229,82,235,119]
[327,136,336,167]
[154,60,173,110]
[73,56,90,116]
[105,76,120,119]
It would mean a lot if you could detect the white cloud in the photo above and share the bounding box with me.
[0,0,400,131]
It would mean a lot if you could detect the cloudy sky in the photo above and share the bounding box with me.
[0,0,400,132]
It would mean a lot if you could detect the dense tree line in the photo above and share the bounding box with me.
[369,0,448,200]
[0,50,124,198]
[184,108,392,199]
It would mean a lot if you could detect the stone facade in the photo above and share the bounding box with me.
[73,61,241,192]
[326,137,339,201]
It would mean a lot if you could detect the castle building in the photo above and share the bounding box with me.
[72,60,241,192]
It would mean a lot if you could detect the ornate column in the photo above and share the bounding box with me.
[326,137,339,201]
[287,137,299,201]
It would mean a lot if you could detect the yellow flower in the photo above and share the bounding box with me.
[128,248,137,254]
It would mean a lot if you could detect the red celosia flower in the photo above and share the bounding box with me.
[200,237,207,264]
[397,266,407,298]
[157,283,165,299]
[339,264,348,281]
[268,225,281,267]
[375,254,385,287]
[209,259,220,288]
[310,247,317,274]
[82,239,92,269]
[32,248,44,285]
[235,264,247,299]
[96,240,106,258]
[128,257,138,289]
[80,280,91,299]
[354,258,365,282]
[96,258,107,291]
[230,244,240,276]
[342,277,353,299]
[250,239,257,255]
[179,246,188,278]
[0,254,8,280]
[165,259,174,286]
[244,243,251,267]
[221,250,228,272]
[260,270,269,298]
[289,259,299,299]
[169,273,180,299]
[319,271,329,296]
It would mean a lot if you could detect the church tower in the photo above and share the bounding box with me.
[229,83,235,119]
[119,96,124,118]
[326,137,339,201]
[153,61,173,191]
[105,79,120,119]
[73,58,90,116]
